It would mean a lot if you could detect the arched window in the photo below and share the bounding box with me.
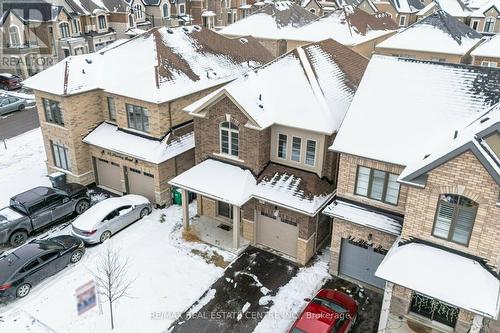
[98,15,107,29]
[162,3,170,17]
[484,16,496,33]
[8,25,20,46]
[59,22,70,38]
[134,4,144,20]
[220,121,239,157]
[433,194,478,245]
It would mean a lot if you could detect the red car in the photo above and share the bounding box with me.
[289,289,358,333]
[0,73,22,90]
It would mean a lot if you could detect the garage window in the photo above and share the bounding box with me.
[355,166,400,205]
[126,104,149,133]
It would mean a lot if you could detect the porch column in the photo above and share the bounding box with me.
[181,189,189,230]
[233,205,240,249]
[378,282,394,333]
[470,314,484,333]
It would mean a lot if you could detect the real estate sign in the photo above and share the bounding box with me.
[76,281,97,315]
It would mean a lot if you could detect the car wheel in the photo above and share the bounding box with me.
[70,250,84,263]
[139,207,149,219]
[16,283,31,298]
[75,200,90,215]
[10,231,28,247]
[100,231,111,243]
[18,104,25,111]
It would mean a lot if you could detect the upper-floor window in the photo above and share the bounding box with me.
[8,25,21,46]
[484,17,496,33]
[162,3,170,17]
[471,20,479,31]
[72,19,81,34]
[220,121,239,157]
[178,3,186,15]
[291,137,301,162]
[98,15,107,29]
[399,15,406,27]
[107,97,116,121]
[355,166,400,205]
[43,98,64,126]
[126,104,149,132]
[51,141,71,171]
[305,140,316,166]
[278,134,287,159]
[59,22,70,38]
[134,4,144,20]
[433,194,477,246]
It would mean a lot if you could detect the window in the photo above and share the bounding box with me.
[220,121,239,157]
[399,15,406,26]
[355,166,401,205]
[433,194,477,246]
[310,8,316,14]
[107,97,116,121]
[178,4,186,15]
[217,201,233,219]
[72,19,80,34]
[39,251,59,262]
[128,14,134,27]
[305,140,316,166]
[59,22,70,38]
[484,17,496,33]
[134,4,144,19]
[471,20,479,31]
[126,104,149,132]
[291,137,301,162]
[481,61,497,68]
[98,15,107,29]
[20,259,40,273]
[43,98,64,125]
[162,3,170,17]
[8,26,20,46]
[278,134,287,159]
[51,141,71,171]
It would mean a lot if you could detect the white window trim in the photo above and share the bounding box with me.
[484,16,496,33]
[291,136,302,163]
[481,60,497,67]
[97,15,107,30]
[8,25,21,46]
[219,121,239,158]
[59,21,71,38]
[470,19,480,30]
[277,133,288,160]
[399,15,406,26]
[162,3,170,18]
[305,139,317,167]
[178,3,186,15]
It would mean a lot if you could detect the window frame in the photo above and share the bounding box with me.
[126,103,149,133]
[481,61,497,68]
[59,22,70,38]
[98,15,107,30]
[291,136,302,163]
[178,3,186,15]
[305,139,317,166]
[431,194,478,246]
[217,201,233,220]
[51,140,71,171]
[8,25,21,46]
[484,16,496,33]
[471,19,479,31]
[399,15,406,27]
[219,121,239,158]
[277,133,288,159]
[162,3,170,17]
[354,165,401,206]
[107,96,116,121]
[43,98,64,126]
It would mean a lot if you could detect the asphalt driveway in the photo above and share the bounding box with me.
[168,246,298,333]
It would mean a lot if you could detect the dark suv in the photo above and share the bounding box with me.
[0,184,90,246]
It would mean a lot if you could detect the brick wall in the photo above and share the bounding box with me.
[472,55,500,66]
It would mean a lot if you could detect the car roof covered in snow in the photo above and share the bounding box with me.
[331,55,500,166]
[23,26,273,104]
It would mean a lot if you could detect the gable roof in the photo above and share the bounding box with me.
[417,0,471,17]
[471,34,500,58]
[376,10,482,55]
[331,55,500,166]
[185,39,369,135]
[0,0,60,22]
[389,0,425,13]
[23,26,273,103]
[65,0,130,15]
[469,0,500,16]
[399,103,500,186]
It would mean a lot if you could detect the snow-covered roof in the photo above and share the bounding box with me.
[399,103,500,186]
[331,55,500,166]
[417,0,471,17]
[323,200,402,235]
[169,159,256,207]
[125,27,147,36]
[471,35,500,58]
[65,0,130,14]
[23,26,272,103]
[186,39,368,135]
[376,10,482,55]
[82,122,194,164]
[254,164,336,215]
[465,0,490,9]
[376,241,500,319]
[389,0,425,13]
[469,0,500,16]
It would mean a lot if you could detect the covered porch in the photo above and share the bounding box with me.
[190,215,250,253]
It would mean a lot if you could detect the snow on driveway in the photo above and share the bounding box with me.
[0,204,234,333]
[0,128,51,206]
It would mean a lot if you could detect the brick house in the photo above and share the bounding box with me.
[372,0,424,27]
[415,0,471,21]
[23,26,272,206]
[220,4,398,58]
[325,55,500,332]
[376,10,483,63]
[471,34,500,66]
[302,0,379,16]
[468,0,500,34]
[169,39,369,265]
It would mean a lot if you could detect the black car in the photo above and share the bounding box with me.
[0,235,85,300]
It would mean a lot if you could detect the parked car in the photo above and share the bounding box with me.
[0,73,22,90]
[71,195,152,244]
[0,185,91,247]
[289,289,358,333]
[0,96,26,115]
[0,235,85,300]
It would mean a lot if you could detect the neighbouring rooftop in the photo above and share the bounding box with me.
[331,55,500,166]
[389,0,425,13]
[471,34,500,58]
[417,0,471,17]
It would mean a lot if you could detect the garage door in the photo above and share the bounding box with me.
[339,238,386,289]
[257,211,298,258]
[127,167,155,203]
[95,158,122,193]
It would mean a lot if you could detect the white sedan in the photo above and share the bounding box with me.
[71,195,152,244]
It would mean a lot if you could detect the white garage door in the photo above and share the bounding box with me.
[95,158,122,193]
[339,238,386,289]
[257,211,298,258]
[127,167,155,203]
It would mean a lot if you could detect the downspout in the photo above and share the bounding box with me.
[168,101,178,176]
[314,214,319,252]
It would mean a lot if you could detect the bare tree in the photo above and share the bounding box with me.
[91,244,135,330]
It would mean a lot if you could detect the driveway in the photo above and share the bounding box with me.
[169,246,299,333]
[321,277,383,333]
[0,106,38,140]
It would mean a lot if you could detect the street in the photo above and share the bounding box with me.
[0,106,39,140]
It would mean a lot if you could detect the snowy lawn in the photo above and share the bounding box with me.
[0,128,51,206]
[0,203,235,333]
[0,88,36,101]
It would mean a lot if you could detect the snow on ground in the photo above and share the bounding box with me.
[253,251,331,333]
[0,128,51,206]
[0,204,234,333]
[0,88,35,101]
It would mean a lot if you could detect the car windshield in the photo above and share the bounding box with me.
[312,296,348,313]
[31,239,64,250]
